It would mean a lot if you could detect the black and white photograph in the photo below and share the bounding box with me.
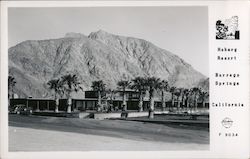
[8,6,209,151]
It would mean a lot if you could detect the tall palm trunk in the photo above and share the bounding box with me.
[54,93,59,113]
[97,90,102,111]
[138,91,143,112]
[202,100,206,108]
[122,88,127,111]
[181,95,185,109]
[110,91,114,111]
[186,97,190,111]
[195,94,198,111]
[149,89,154,119]
[177,96,181,110]
[67,98,72,113]
[66,90,72,113]
[55,99,59,113]
[161,91,166,111]
[171,93,175,110]
[8,87,13,110]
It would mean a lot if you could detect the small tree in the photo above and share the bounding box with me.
[47,78,64,112]
[199,91,209,108]
[8,75,16,99]
[145,77,161,119]
[174,88,182,111]
[130,77,147,112]
[169,86,177,110]
[180,88,186,108]
[117,80,131,111]
[190,87,201,111]
[182,89,190,110]
[8,75,16,109]
[61,74,83,113]
[91,80,106,112]
[159,80,169,111]
[106,89,116,112]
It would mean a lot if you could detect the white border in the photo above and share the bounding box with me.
[1,1,249,159]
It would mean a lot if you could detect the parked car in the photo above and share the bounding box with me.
[10,104,32,115]
[9,104,25,114]
[20,107,33,115]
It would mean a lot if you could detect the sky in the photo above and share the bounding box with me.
[8,7,208,76]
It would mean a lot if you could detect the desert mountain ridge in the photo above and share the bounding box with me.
[9,29,208,98]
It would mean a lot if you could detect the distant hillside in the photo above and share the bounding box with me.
[9,30,208,98]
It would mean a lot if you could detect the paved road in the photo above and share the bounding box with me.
[9,114,209,151]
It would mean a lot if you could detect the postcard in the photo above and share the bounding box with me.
[0,1,249,159]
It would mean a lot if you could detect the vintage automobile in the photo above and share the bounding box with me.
[10,104,33,115]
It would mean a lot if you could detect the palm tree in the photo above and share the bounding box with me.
[106,89,116,112]
[199,91,209,108]
[174,88,182,111]
[190,87,201,111]
[8,75,16,109]
[182,89,190,110]
[91,80,106,112]
[117,80,131,111]
[8,75,16,99]
[180,88,186,108]
[159,80,169,111]
[47,78,63,112]
[130,77,147,112]
[169,86,177,110]
[177,88,186,110]
[61,74,83,113]
[145,77,161,119]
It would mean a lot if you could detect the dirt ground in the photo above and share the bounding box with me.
[9,114,209,151]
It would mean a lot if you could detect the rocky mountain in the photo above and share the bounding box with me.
[197,78,209,92]
[9,30,208,98]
